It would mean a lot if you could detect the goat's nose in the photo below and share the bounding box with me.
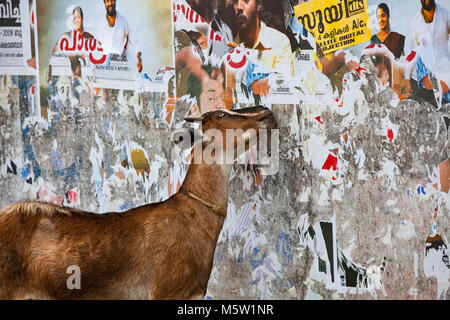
[257,112,275,129]
[258,110,274,120]
[257,106,274,120]
[257,106,272,116]
[252,106,271,114]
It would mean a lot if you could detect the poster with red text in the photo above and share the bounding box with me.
[36,0,173,109]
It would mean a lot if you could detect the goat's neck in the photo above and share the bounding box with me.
[179,160,233,214]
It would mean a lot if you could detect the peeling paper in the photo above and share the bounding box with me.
[424,235,450,299]
[395,220,417,241]
[297,213,379,295]
[222,201,267,259]
[250,252,282,299]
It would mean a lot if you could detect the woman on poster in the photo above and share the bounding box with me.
[52,6,94,54]
[51,6,95,79]
[370,3,405,60]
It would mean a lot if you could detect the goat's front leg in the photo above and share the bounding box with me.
[189,293,205,300]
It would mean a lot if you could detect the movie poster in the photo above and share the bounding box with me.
[37,0,173,109]
[1,0,448,119]
[172,0,303,116]
[171,0,450,115]
[0,0,38,76]
[294,0,372,55]
[171,0,371,114]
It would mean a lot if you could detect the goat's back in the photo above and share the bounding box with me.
[0,201,148,299]
[0,196,223,300]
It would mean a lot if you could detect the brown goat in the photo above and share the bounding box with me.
[0,106,275,299]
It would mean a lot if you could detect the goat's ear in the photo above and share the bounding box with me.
[188,127,205,145]
[184,116,203,123]
[172,128,204,149]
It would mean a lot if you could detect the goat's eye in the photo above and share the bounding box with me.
[218,112,225,118]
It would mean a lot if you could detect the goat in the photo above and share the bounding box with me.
[0,106,275,299]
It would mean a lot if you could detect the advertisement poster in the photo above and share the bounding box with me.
[172,0,370,113]
[173,0,303,115]
[0,0,38,76]
[294,0,372,55]
[36,0,173,109]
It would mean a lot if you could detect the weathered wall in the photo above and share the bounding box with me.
[207,56,450,300]
[1,53,449,300]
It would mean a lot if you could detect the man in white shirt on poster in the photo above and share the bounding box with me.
[227,0,294,97]
[405,0,450,103]
[97,0,143,72]
[405,0,450,204]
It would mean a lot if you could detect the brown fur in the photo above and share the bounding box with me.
[0,107,275,300]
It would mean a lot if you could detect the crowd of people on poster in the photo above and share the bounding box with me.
[0,0,449,112]
[173,0,450,115]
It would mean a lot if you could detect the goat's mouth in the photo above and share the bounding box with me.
[258,112,275,129]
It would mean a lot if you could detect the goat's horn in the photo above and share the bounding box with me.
[184,116,203,123]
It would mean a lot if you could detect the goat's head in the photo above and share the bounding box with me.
[186,106,274,130]
[179,106,275,164]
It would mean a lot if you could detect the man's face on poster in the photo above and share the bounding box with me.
[199,79,225,113]
[233,0,259,30]
[421,0,436,11]
[104,0,117,17]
